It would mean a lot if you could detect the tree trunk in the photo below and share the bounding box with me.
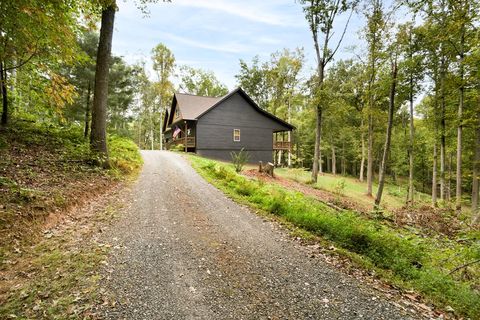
[456,33,465,214]
[407,76,415,205]
[84,81,91,138]
[375,59,397,208]
[440,56,446,201]
[432,141,438,207]
[367,114,374,196]
[447,152,453,201]
[159,96,163,150]
[471,106,480,223]
[1,60,8,126]
[311,29,326,182]
[90,3,115,165]
[150,126,154,150]
[331,145,336,175]
[360,118,366,182]
[312,104,323,180]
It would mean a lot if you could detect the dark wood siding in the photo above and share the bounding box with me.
[196,92,288,163]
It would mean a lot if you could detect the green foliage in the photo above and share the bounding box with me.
[170,143,185,152]
[230,148,250,173]
[178,65,228,97]
[109,135,143,176]
[333,178,346,195]
[190,155,480,318]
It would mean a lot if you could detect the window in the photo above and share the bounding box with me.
[233,129,240,142]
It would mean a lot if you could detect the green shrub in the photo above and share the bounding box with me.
[171,144,185,152]
[230,148,250,173]
[333,178,346,195]
[109,135,143,175]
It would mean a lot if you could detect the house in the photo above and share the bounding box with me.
[163,87,294,163]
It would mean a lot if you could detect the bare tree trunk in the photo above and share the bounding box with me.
[432,141,438,207]
[331,145,336,175]
[471,107,480,223]
[407,76,415,205]
[84,81,91,138]
[456,34,465,214]
[440,56,446,201]
[367,114,374,196]
[159,96,163,150]
[342,142,346,176]
[447,152,453,201]
[311,29,326,182]
[360,118,366,182]
[375,59,397,208]
[312,105,323,180]
[1,60,8,126]
[90,3,115,165]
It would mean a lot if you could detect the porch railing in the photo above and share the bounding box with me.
[273,141,291,150]
[167,137,196,149]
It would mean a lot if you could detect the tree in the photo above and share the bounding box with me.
[178,66,228,97]
[236,56,271,110]
[397,22,425,205]
[0,0,82,126]
[375,56,398,207]
[151,43,175,150]
[363,0,387,196]
[90,1,116,164]
[299,0,356,182]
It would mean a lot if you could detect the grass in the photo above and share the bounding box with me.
[275,167,433,211]
[188,155,480,319]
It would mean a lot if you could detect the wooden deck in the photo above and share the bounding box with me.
[273,141,291,150]
[167,137,196,149]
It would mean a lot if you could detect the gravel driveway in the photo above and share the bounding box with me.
[100,151,418,320]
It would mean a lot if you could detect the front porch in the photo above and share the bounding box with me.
[166,137,196,149]
[164,119,196,152]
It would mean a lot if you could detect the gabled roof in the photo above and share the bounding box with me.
[175,93,224,120]
[168,87,294,130]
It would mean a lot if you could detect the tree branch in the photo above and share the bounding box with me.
[327,8,354,64]
[4,46,38,72]
[448,258,480,275]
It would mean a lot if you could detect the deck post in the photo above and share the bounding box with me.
[288,130,292,168]
[184,121,188,152]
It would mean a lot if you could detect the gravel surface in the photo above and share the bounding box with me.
[99,151,421,320]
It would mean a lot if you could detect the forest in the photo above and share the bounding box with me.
[1,0,480,318]
[3,0,479,221]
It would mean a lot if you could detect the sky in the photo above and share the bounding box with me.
[112,0,366,90]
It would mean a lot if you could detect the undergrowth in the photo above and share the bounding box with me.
[0,120,139,319]
[189,155,480,319]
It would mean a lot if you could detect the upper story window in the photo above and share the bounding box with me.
[174,107,180,119]
[233,129,240,142]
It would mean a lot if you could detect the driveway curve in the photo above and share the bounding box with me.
[100,150,418,320]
